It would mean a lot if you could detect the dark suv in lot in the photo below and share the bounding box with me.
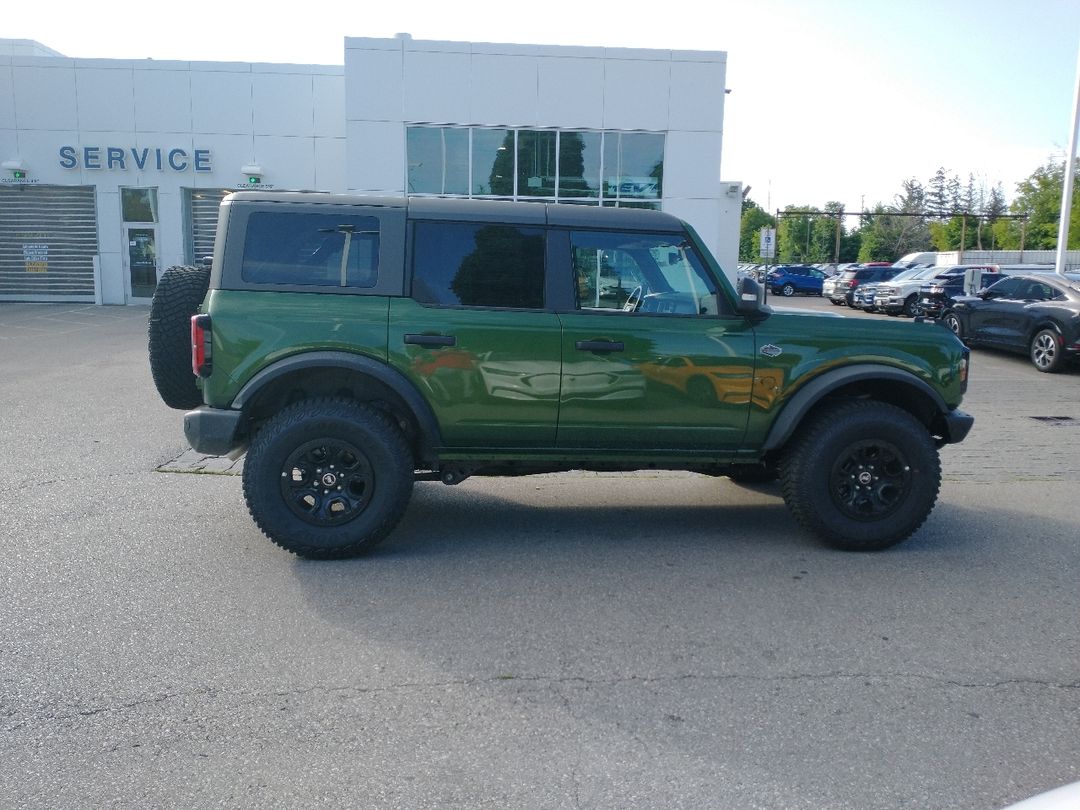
[942,273,1080,372]
[827,265,904,306]
[148,192,973,559]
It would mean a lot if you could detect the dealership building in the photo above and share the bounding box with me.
[0,35,740,305]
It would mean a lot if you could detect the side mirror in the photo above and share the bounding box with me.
[737,275,765,314]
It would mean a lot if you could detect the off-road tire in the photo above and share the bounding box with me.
[778,400,941,551]
[242,398,414,559]
[148,264,211,409]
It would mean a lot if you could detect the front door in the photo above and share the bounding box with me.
[555,229,756,456]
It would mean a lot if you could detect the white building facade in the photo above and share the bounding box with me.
[0,36,740,305]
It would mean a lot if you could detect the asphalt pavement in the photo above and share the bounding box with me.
[1,300,1077,809]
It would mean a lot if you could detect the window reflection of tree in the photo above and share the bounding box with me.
[489,133,515,196]
[450,225,544,308]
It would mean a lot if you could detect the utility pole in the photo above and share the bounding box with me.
[834,211,843,263]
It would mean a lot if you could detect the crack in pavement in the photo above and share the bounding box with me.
[6,671,1079,729]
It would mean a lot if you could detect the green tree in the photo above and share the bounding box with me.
[996,157,1080,250]
[926,167,950,220]
[738,198,776,261]
[855,179,931,261]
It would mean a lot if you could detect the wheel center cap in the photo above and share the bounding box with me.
[858,471,873,485]
[321,472,338,487]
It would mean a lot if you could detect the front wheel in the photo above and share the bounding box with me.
[902,294,922,318]
[1030,328,1065,373]
[242,398,414,559]
[781,284,796,297]
[778,401,941,551]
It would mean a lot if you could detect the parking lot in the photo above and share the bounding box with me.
[2,300,1078,809]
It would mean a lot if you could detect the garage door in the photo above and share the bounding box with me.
[0,185,98,301]
[185,189,229,265]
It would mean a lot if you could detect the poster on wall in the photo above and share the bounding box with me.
[23,244,48,273]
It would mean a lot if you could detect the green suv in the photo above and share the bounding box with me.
[148,192,973,559]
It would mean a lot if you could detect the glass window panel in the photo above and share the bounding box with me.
[241,212,379,287]
[407,127,469,195]
[558,131,601,199]
[517,130,557,198]
[617,133,665,199]
[603,133,620,200]
[412,221,545,308]
[472,128,514,196]
[570,231,716,316]
[121,187,158,222]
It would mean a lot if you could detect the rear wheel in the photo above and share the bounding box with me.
[242,398,414,559]
[148,264,211,409]
[779,400,941,551]
[942,311,963,339]
[1030,328,1065,373]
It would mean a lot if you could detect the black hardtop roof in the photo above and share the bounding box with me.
[224,191,686,231]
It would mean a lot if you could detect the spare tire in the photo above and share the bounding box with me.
[148,264,211,409]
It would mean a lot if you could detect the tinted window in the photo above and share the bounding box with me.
[985,277,1023,298]
[570,230,719,316]
[241,212,379,287]
[412,221,545,308]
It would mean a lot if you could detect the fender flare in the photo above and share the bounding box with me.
[762,363,949,453]
[232,351,443,457]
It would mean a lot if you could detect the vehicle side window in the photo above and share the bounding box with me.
[241,212,379,287]
[411,221,545,308]
[985,278,1023,298]
[1027,281,1056,300]
[570,230,719,316]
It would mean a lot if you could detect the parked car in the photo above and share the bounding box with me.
[874,267,972,317]
[148,191,975,557]
[828,265,904,306]
[852,282,881,311]
[942,273,1080,372]
[766,264,826,296]
[919,267,1004,318]
[919,275,967,319]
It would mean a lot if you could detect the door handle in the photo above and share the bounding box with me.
[404,333,456,347]
[575,340,624,353]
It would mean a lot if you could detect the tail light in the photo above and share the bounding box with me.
[191,314,212,378]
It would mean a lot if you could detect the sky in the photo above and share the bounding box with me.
[8,0,1080,215]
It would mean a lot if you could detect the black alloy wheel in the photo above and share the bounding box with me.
[778,400,941,551]
[828,439,912,521]
[243,398,414,559]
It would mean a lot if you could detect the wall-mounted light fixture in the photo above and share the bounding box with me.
[2,158,27,179]
[241,164,263,184]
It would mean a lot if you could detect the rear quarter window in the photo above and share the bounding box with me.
[240,212,380,288]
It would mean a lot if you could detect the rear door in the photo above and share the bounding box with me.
[388,219,562,449]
